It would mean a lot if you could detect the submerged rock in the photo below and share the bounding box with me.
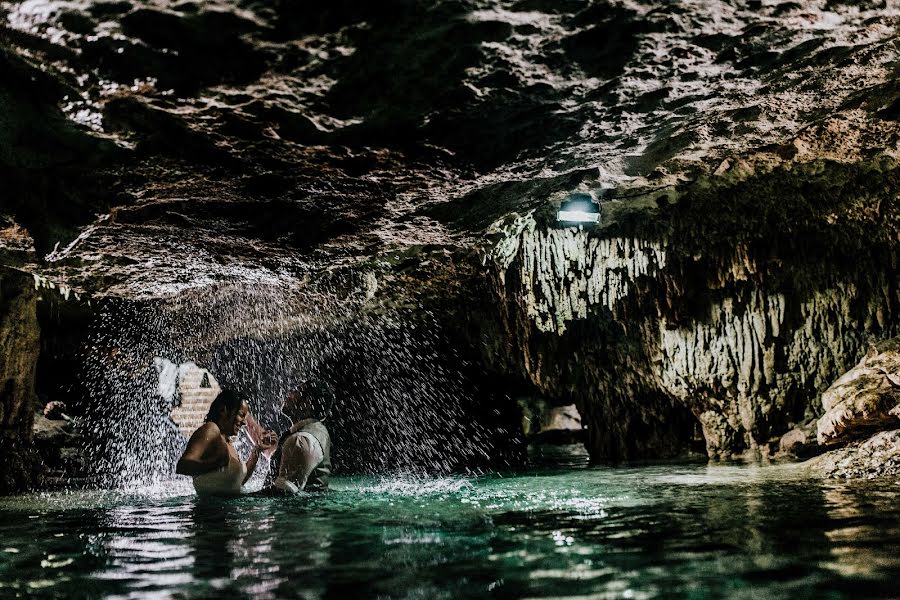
[778,424,818,459]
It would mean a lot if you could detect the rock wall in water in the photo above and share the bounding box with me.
[0,268,42,492]
[485,159,900,462]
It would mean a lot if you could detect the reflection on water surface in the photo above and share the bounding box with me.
[1,464,898,599]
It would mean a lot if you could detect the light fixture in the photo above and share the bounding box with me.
[556,192,600,224]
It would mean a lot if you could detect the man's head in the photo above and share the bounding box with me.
[282,385,317,422]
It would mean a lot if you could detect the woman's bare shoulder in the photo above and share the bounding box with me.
[197,421,220,434]
[189,421,221,442]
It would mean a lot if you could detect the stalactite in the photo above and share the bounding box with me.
[487,212,898,461]
[494,213,667,335]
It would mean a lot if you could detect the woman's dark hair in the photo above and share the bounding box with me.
[205,389,244,422]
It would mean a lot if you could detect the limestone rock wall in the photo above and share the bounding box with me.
[488,215,699,460]
[657,281,894,457]
[485,166,899,461]
[0,268,41,492]
[0,269,40,436]
[492,212,668,335]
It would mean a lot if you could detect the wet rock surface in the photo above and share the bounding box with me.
[817,338,900,446]
[0,269,41,493]
[809,429,900,479]
[0,1,898,469]
[802,337,900,479]
[0,0,895,293]
[777,421,820,459]
[32,411,90,487]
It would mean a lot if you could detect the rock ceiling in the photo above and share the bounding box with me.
[0,0,897,298]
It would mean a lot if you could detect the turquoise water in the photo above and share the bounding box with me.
[1,459,899,599]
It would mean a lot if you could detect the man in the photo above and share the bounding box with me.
[267,386,332,494]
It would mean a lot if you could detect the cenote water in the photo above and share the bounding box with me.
[2,456,898,599]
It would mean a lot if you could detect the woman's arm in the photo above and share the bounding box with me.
[176,423,227,476]
[243,446,262,485]
[243,431,278,484]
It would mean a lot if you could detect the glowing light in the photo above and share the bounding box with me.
[557,210,600,223]
[556,193,600,225]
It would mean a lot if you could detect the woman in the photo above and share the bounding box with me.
[176,390,277,496]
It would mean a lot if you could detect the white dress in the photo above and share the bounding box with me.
[192,455,247,496]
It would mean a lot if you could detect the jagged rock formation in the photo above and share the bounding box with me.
[809,429,900,479]
[485,157,899,461]
[817,338,900,446]
[659,280,895,457]
[0,0,896,295]
[803,337,900,478]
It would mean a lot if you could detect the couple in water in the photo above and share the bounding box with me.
[176,388,331,496]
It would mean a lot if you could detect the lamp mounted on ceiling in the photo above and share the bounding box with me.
[556,192,600,225]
